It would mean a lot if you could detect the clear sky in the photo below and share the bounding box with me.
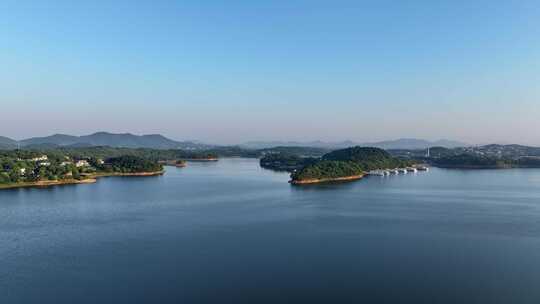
[1,0,539,145]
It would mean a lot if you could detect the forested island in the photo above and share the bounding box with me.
[289,147,415,184]
[291,160,366,184]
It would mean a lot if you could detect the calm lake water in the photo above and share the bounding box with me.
[2,158,540,303]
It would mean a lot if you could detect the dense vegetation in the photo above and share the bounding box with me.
[432,154,508,168]
[96,156,163,173]
[432,154,540,169]
[203,146,260,158]
[1,145,337,186]
[291,146,414,182]
[49,147,218,161]
[258,146,329,157]
[389,144,540,168]
[515,157,540,167]
[0,142,330,159]
[291,160,364,181]
[323,147,391,162]
[0,149,164,186]
[323,147,412,171]
[202,145,328,158]
[259,153,318,172]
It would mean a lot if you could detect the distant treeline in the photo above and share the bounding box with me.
[432,154,540,169]
[260,153,318,172]
[59,147,218,161]
[291,160,365,181]
[1,145,330,159]
[322,147,413,171]
[99,156,162,173]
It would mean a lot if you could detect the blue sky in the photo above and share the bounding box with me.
[1,0,539,144]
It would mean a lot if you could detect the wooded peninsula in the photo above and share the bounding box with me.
[0,147,217,189]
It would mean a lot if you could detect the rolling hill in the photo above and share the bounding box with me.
[360,138,467,150]
[242,138,467,150]
[15,132,211,150]
[0,136,18,149]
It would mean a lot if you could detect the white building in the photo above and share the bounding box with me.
[75,160,90,167]
[38,162,51,167]
[20,168,26,175]
[32,155,48,161]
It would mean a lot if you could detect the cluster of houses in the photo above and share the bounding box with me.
[29,155,51,167]
[14,155,105,176]
[27,155,104,167]
[460,145,540,159]
[60,159,91,168]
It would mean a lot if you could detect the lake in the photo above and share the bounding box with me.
[2,158,540,303]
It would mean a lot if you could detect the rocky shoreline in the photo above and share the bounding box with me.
[92,171,165,177]
[290,174,365,185]
[0,178,97,190]
[159,160,187,167]
[182,158,219,162]
[0,171,165,190]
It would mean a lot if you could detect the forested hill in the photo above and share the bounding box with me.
[323,147,392,162]
[291,146,414,183]
[0,136,17,150]
[321,146,411,170]
[13,132,210,150]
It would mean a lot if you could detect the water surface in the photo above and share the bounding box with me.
[2,158,540,303]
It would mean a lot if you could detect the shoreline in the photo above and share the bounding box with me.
[433,165,513,169]
[91,170,165,178]
[429,164,540,170]
[158,160,187,167]
[0,178,98,190]
[182,158,219,162]
[0,170,165,190]
[290,174,365,185]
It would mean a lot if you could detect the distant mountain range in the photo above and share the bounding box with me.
[0,136,18,150]
[0,132,211,150]
[240,140,356,149]
[0,133,470,150]
[242,138,468,150]
[360,138,467,150]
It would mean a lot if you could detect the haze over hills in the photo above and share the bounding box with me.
[2,134,469,150]
[20,134,80,147]
[241,140,356,149]
[3,132,211,150]
[3,133,535,151]
[361,138,467,150]
[0,136,18,150]
[242,138,468,150]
